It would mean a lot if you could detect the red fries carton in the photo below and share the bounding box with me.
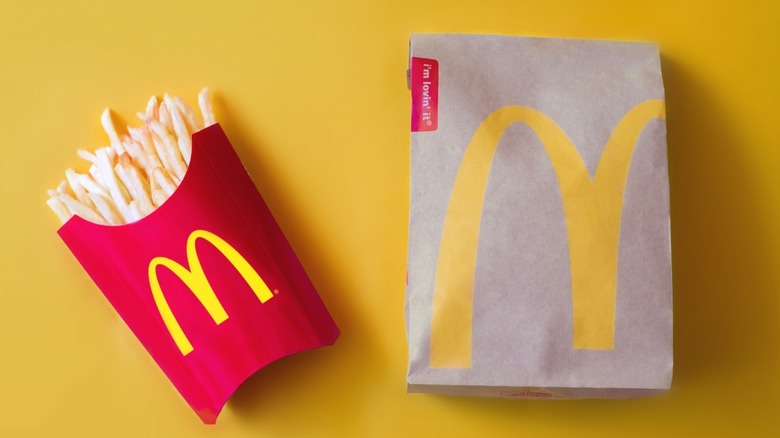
[58,124,340,423]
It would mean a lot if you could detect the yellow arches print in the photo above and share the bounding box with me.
[148,230,275,356]
[430,100,666,369]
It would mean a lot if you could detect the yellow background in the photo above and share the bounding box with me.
[1,1,778,436]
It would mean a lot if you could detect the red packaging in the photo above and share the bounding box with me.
[58,124,340,423]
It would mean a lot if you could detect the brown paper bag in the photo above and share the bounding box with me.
[405,33,672,398]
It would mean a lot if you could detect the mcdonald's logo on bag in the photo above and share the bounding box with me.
[148,229,275,356]
[430,99,666,368]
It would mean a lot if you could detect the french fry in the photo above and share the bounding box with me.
[101,109,126,155]
[164,94,192,164]
[151,166,176,197]
[199,88,216,127]
[48,190,107,225]
[76,172,109,198]
[121,136,152,176]
[149,175,169,208]
[87,193,123,225]
[77,149,97,163]
[112,142,126,156]
[146,95,159,121]
[115,154,154,215]
[88,163,101,184]
[46,197,72,224]
[150,131,179,180]
[149,130,175,181]
[65,168,93,208]
[149,120,187,182]
[105,146,117,166]
[56,180,71,196]
[128,200,143,223]
[95,148,132,222]
[47,88,214,226]
[128,125,163,173]
[159,100,172,132]
[151,189,168,208]
[140,125,163,172]
[174,96,202,132]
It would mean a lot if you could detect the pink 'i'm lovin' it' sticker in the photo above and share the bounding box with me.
[410,57,439,132]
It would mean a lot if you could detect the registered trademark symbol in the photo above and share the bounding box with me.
[426,121,432,125]
[273,289,280,295]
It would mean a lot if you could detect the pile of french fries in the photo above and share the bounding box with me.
[47,88,216,225]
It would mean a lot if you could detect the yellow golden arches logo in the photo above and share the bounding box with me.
[430,99,666,368]
[148,229,275,356]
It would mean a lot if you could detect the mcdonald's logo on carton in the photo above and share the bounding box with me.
[406,34,673,399]
[58,124,340,423]
[148,229,276,356]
